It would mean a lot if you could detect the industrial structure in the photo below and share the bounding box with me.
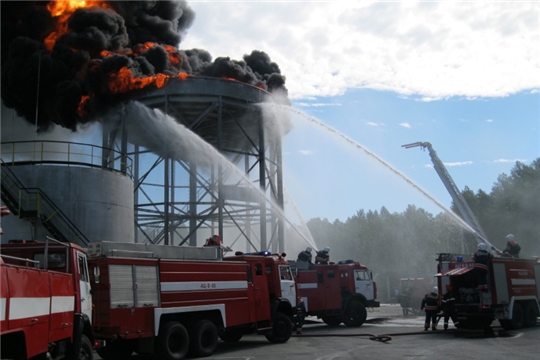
[1,77,290,253]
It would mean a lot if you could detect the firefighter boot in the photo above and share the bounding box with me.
[432,325,437,331]
[424,324,429,331]
[444,322,448,330]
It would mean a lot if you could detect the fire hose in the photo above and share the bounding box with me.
[291,328,484,343]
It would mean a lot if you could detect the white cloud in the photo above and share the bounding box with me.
[183,2,540,100]
[366,122,379,127]
[492,158,528,164]
[425,161,473,168]
[299,150,313,155]
[399,122,412,128]
[486,119,494,123]
[444,161,473,167]
[294,102,342,107]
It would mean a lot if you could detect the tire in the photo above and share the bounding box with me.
[96,338,133,360]
[78,335,94,360]
[524,302,538,328]
[219,328,243,343]
[189,320,219,358]
[511,303,525,329]
[265,312,293,344]
[322,316,342,326]
[156,321,190,360]
[343,301,367,327]
[500,303,524,330]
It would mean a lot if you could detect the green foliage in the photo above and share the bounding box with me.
[306,158,539,302]
[452,158,540,257]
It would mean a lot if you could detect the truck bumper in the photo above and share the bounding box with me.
[366,300,380,308]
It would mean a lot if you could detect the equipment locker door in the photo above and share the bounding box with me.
[250,262,271,321]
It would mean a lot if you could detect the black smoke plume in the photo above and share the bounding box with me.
[1,1,288,133]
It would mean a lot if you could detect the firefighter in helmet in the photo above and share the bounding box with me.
[294,297,307,334]
[204,234,221,247]
[501,234,521,258]
[441,284,459,330]
[315,247,330,264]
[297,247,313,263]
[421,286,439,331]
[473,243,492,291]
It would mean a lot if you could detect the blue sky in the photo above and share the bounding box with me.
[284,90,538,220]
[182,1,540,221]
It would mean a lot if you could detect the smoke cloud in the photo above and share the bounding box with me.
[1,1,288,133]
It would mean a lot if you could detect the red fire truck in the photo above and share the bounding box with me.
[436,252,540,330]
[87,242,296,360]
[289,260,379,327]
[0,239,96,360]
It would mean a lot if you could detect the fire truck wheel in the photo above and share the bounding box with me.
[343,301,367,327]
[511,303,525,329]
[322,316,342,326]
[524,302,538,327]
[96,338,133,360]
[500,303,525,330]
[157,321,190,360]
[219,328,244,342]
[78,335,93,360]
[189,320,219,357]
[265,312,293,344]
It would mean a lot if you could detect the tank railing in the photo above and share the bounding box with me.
[1,161,89,247]
[1,140,133,178]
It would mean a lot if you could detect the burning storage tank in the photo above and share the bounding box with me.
[1,76,289,250]
[1,0,291,250]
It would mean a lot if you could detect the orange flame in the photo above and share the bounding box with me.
[77,95,91,117]
[106,67,188,94]
[132,42,182,67]
[44,0,111,51]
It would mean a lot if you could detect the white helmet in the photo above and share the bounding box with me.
[306,247,312,252]
[478,243,487,251]
[324,247,330,252]
[506,234,515,240]
[431,286,438,294]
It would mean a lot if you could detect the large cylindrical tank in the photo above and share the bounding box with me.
[2,165,134,243]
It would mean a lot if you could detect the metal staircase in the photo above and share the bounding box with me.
[1,160,89,246]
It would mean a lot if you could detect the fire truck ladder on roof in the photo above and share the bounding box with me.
[402,142,496,250]
[1,160,89,246]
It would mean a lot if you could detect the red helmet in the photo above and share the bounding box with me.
[212,235,221,245]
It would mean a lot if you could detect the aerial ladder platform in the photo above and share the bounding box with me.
[402,141,499,252]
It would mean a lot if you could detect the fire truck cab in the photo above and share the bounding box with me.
[0,239,95,360]
[290,260,379,327]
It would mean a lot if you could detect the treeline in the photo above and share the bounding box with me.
[306,158,540,302]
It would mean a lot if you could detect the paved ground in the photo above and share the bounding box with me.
[95,304,540,360]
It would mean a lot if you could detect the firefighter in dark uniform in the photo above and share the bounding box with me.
[204,234,221,247]
[297,247,313,263]
[315,247,330,264]
[294,297,307,334]
[473,243,492,291]
[441,284,459,330]
[501,234,521,257]
[421,286,439,331]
